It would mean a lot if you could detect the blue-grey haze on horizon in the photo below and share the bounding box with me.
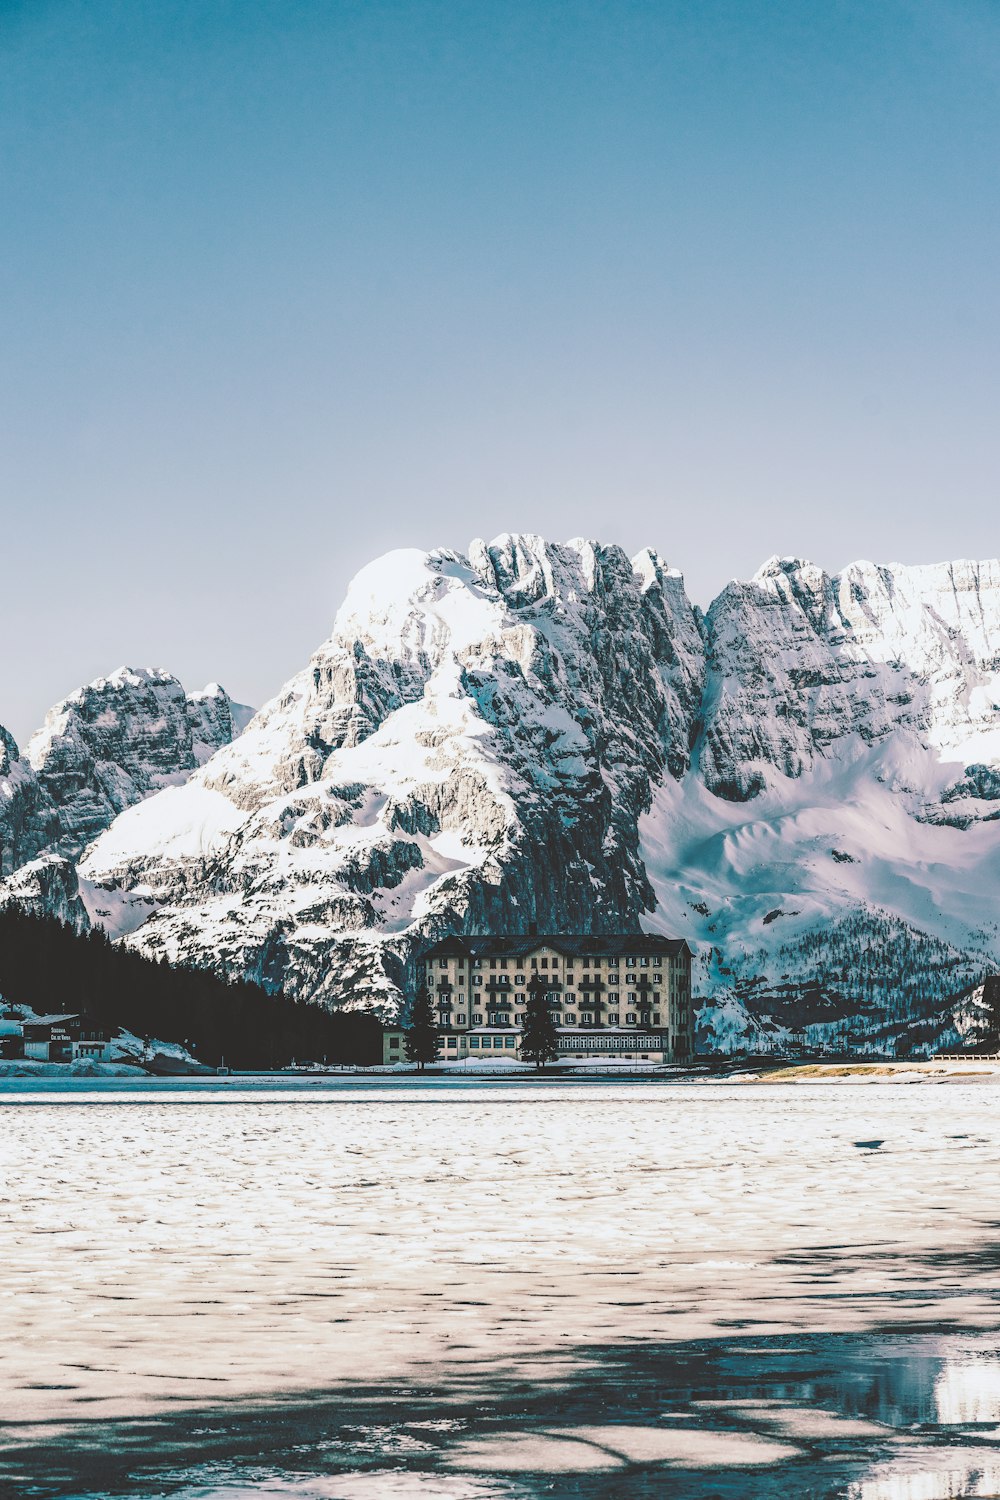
[1,0,998,744]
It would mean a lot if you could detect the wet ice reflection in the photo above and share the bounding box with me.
[933,1359,1000,1426]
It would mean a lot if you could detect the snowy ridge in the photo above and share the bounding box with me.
[4,537,1000,1050]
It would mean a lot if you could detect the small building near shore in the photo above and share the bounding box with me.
[22,1015,82,1062]
[382,1028,406,1065]
[72,1027,113,1062]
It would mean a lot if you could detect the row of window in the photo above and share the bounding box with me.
[437,991,673,1005]
[438,1036,678,1052]
[438,1036,518,1050]
[430,955,671,971]
[436,976,667,990]
[437,1012,669,1027]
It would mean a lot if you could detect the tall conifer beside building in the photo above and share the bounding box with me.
[404,987,438,1069]
[520,973,558,1068]
[983,975,1000,1051]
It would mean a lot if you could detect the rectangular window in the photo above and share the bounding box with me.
[500,958,508,969]
[608,1013,619,1023]
[540,957,548,968]
[457,1014,466,1024]
[652,1013,660,1024]
[565,1013,576,1023]
[653,957,662,967]
[490,958,497,969]
[516,958,524,969]
[505,1037,515,1048]
[640,956,649,967]
[626,1013,637,1024]
[472,1013,482,1024]
[470,1037,480,1047]
[446,1038,457,1048]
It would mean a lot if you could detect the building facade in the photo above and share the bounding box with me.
[22,1014,82,1062]
[414,933,694,1064]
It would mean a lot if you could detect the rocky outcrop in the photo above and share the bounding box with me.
[0,854,88,930]
[0,727,58,878]
[25,667,252,858]
[698,557,1000,801]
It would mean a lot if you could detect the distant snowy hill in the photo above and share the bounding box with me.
[2,539,998,1052]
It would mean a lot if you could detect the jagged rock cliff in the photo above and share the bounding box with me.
[0,727,58,878]
[0,669,251,892]
[26,667,252,858]
[6,539,1000,1051]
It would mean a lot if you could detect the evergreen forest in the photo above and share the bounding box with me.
[0,908,381,1069]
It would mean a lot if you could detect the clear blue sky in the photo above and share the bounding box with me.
[2,0,998,743]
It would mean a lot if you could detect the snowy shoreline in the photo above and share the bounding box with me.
[3,1057,1000,1087]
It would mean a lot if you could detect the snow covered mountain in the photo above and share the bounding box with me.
[75,540,705,1008]
[0,668,252,924]
[4,539,998,1051]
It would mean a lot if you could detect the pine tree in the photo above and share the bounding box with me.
[982,975,1000,1052]
[404,986,439,1069]
[520,973,559,1069]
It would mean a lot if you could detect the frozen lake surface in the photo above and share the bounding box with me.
[2,1078,1000,1498]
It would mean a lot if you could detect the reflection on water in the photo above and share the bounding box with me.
[2,1079,1000,1498]
[934,1360,1000,1426]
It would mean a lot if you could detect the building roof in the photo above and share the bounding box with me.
[421,933,690,960]
[22,1014,81,1028]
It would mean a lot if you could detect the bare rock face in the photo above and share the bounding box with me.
[698,557,1000,801]
[26,667,252,858]
[0,726,58,878]
[0,854,88,930]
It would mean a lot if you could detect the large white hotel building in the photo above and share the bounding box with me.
[383,932,694,1065]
